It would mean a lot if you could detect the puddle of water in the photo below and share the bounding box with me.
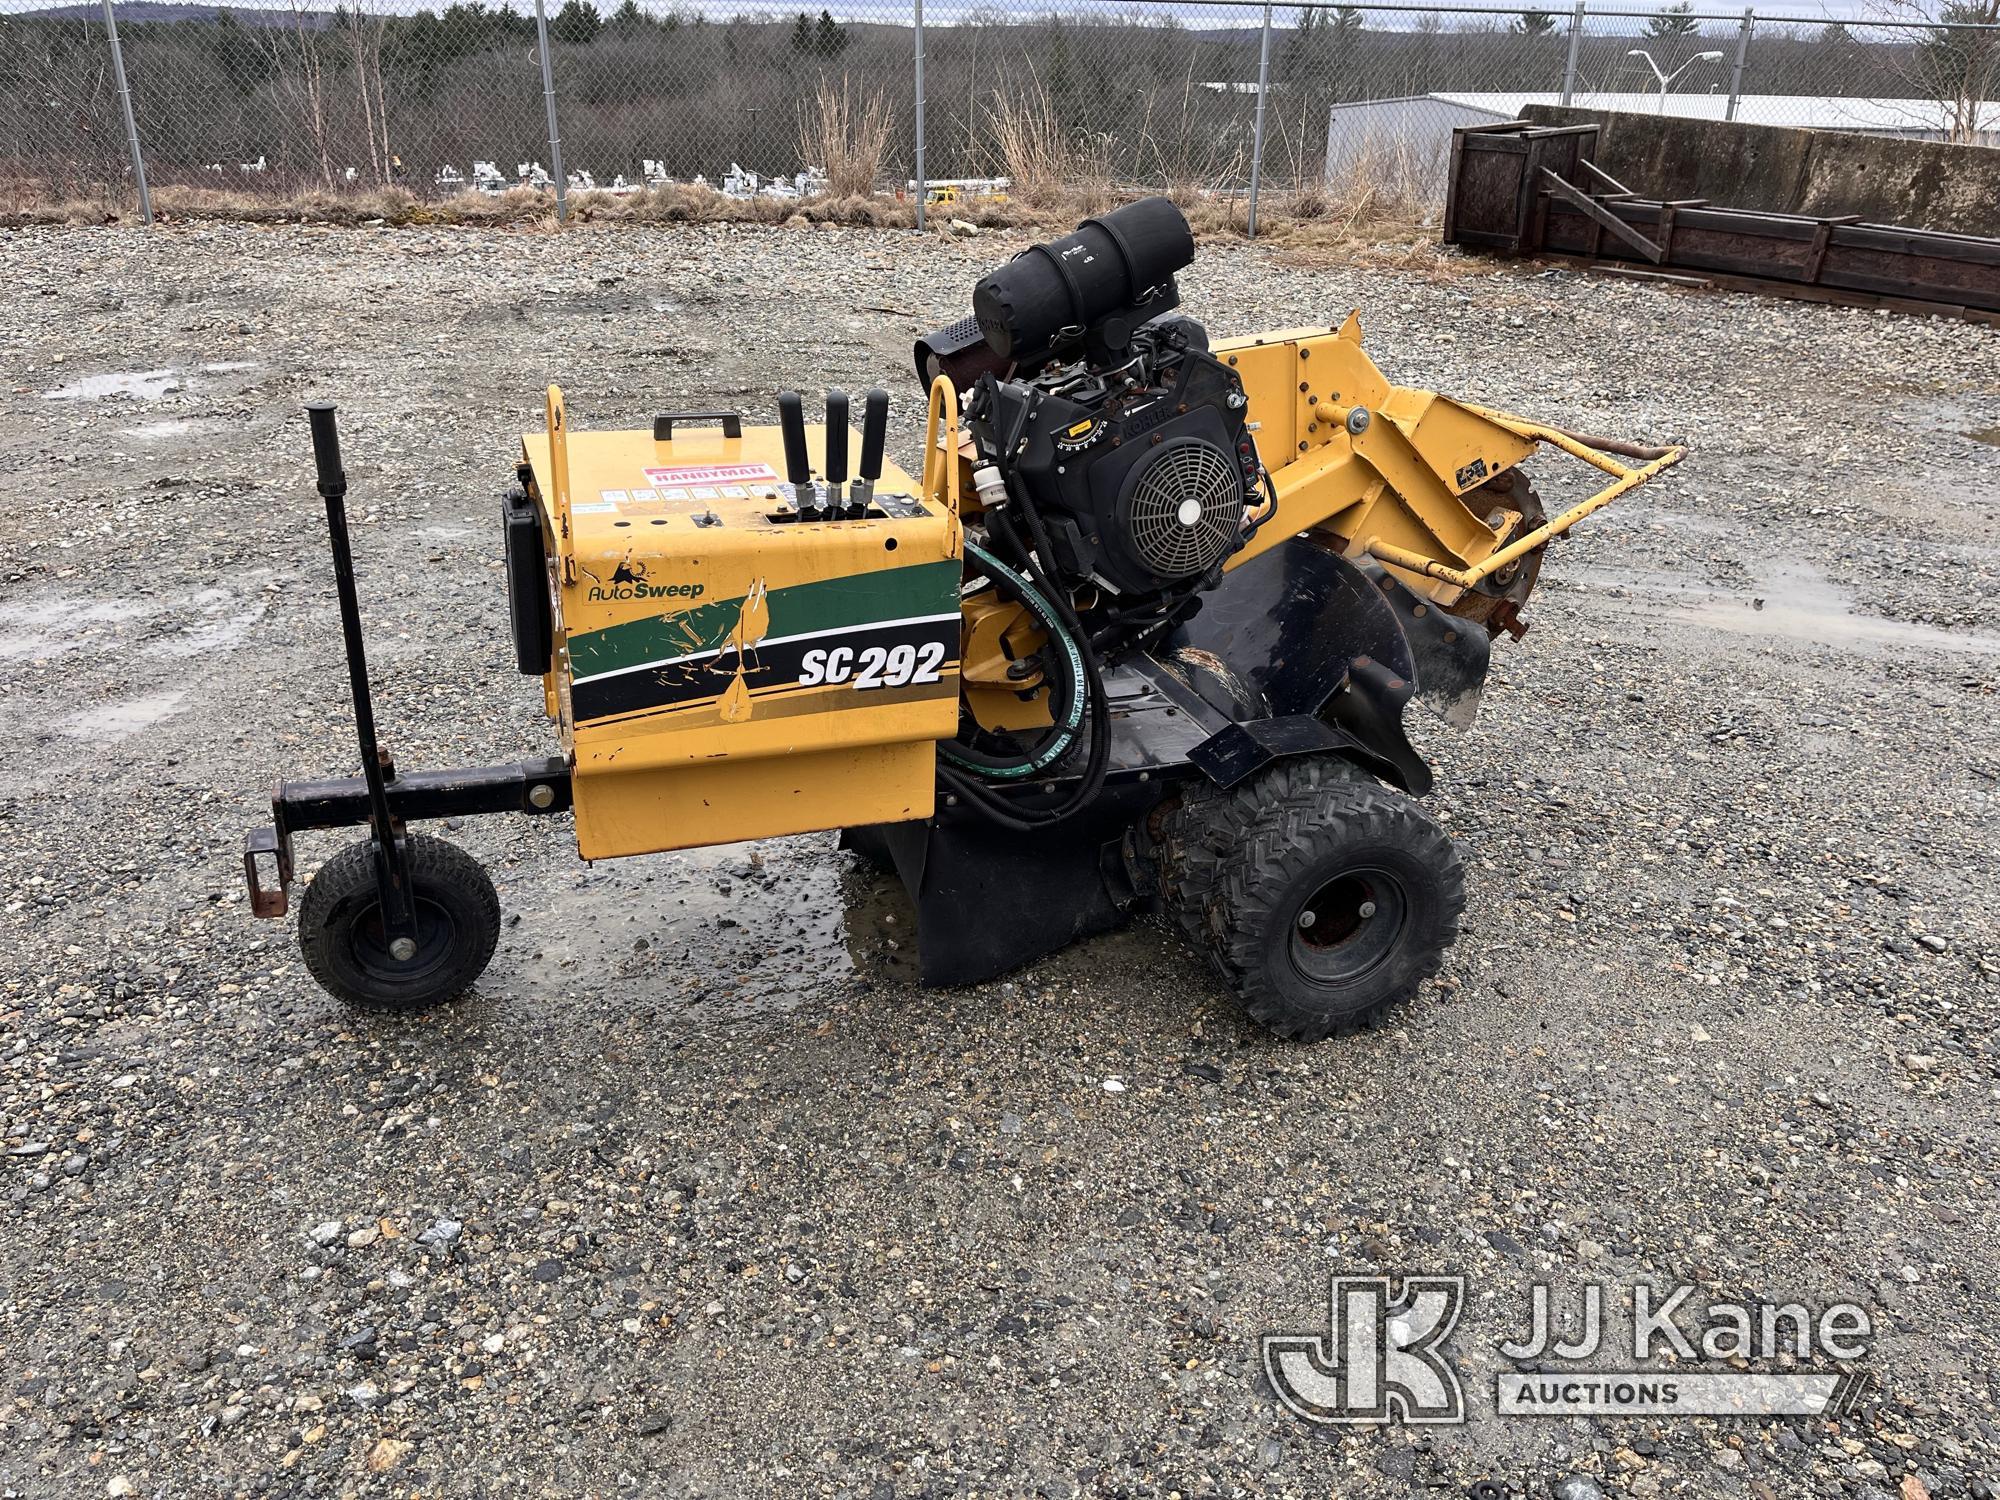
[0,599,151,627]
[43,361,260,403]
[63,690,186,739]
[44,370,183,402]
[507,834,916,1020]
[1606,506,1742,541]
[145,599,268,660]
[1580,559,2000,658]
[121,419,198,441]
[0,598,156,661]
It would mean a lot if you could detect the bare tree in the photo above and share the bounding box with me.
[1873,0,1999,142]
[344,7,381,182]
[261,3,336,188]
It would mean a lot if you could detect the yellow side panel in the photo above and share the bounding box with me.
[518,414,963,863]
[574,741,936,858]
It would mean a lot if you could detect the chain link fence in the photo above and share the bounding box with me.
[1,0,1994,226]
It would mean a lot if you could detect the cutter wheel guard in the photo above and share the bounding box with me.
[245,198,1682,1041]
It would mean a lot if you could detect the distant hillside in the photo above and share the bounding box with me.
[14,2,336,25]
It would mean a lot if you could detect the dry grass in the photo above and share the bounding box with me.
[0,176,128,224]
[0,170,1457,275]
[796,75,896,199]
[989,76,1112,216]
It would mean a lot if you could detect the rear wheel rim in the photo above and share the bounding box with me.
[1287,866,1408,988]
[347,894,462,990]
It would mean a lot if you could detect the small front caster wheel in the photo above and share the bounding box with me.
[298,833,500,1012]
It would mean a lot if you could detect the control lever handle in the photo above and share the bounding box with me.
[306,401,347,501]
[824,389,849,488]
[859,388,889,482]
[777,391,812,511]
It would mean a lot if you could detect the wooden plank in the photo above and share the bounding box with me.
[1668,206,1820,243]
[1537,251,2000,328]
[1442,129,1466,245]
[1588,265,1714,288]
[1801,219,1841,284]
[1540,169,1664,264]
[1527,182,1551,255]
[1510,135,1541,254]
[1836,222,2000,266]
[1578,157,1635,197]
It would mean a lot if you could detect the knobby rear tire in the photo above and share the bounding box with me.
[1161,759,1464,1042]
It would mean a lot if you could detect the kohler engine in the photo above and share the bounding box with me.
[919,198,1266,652]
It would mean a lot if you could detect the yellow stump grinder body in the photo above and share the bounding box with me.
[246,198,1680,1041]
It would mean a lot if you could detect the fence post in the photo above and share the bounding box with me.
[1246,2,1274,240]
[101,0,152,225]
[1726,7,1754,123]
[1560,0,1586,105]
[913,0,927,231]
[533,0,568,224]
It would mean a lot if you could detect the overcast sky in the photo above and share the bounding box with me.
[90,0,1954,31]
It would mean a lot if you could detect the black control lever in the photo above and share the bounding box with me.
[824,389,849,516]
[859,388,888,480]
[853,387,889,514]
[777,391,813,513]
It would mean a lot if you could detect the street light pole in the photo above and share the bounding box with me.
[1626,47,1727,113]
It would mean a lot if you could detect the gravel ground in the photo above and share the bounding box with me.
[2,220,1998,1500]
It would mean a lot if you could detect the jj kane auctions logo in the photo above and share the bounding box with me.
[1263,1276,1873,1425]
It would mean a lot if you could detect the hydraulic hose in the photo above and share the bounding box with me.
[940,542,1088,779]
[936,476,1113,833]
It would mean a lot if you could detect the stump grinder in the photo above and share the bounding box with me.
[244,197,1682,1040]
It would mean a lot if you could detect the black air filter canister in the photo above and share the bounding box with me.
[971,196,1195,364]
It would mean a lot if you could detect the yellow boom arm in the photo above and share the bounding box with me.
[1217,314,1683,615]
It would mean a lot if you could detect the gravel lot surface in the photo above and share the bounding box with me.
[2,220,1997,1500]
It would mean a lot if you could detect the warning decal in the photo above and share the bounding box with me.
[643,462,779,486]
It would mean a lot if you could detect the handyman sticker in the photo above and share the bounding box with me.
[643,463,779,486]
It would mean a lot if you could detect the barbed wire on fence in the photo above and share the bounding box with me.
[0,0,1994,224]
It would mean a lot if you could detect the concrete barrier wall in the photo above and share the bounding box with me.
[1519,105,2000,238]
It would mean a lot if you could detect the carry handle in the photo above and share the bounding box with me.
[652,409,743,441]
[921,375,963,560]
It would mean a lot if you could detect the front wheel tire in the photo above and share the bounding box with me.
[298,834,500,1012]
[1163,760,1464,1041]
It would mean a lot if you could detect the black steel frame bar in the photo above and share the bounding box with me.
[306,401,417,941]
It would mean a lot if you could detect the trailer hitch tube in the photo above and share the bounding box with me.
[244,760,573,919]
[306,402,420,953]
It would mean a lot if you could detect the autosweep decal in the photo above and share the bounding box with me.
[565,561,963,723]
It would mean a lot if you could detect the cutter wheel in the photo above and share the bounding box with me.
[241,197,1682,1041]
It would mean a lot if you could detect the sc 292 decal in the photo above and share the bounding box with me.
[799,640,949,690]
